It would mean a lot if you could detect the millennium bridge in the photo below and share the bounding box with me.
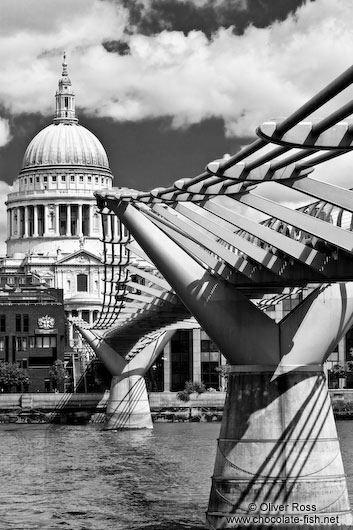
[76,65,353,528]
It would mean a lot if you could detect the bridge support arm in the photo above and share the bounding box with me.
[109,201,279,365]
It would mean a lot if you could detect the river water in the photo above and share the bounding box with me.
[0,421,353,530]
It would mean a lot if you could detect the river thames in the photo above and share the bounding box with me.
[0,421,353,530]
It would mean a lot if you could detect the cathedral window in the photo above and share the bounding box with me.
[77,274,88,292]
[82,311,90,323]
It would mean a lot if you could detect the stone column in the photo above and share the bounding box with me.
[24,206,29,237]
[16,208,21,238]
[43,204,49,236]
[192,328,201,383]
[66,204,71,236]
[78,204,83,237]
[163,341,172,392]
[55,204,60,235]
[33,206,38,237]
[88,205,93,237]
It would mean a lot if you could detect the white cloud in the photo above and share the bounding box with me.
[1,0,353,140]
[0,119,11,147]
[0,181,17,256]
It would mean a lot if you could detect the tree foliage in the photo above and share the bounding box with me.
[177,380,206,402]
[0,362,28,390]
[49,360,68,385]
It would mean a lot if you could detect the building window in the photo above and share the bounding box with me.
[71,175,75,182]
[23,314,29,332]
[36,336,56,348]
[77,274,88,292]
[29,337,35,349]
[171,330,192,391]
[201,339,219,352]
[201,351,220,388]
[88,176,92,182]
[79,176,83,182]
[43,176,48,182]
[15,337,27,351]
[52,176,57,182]
[36,176,40,183]
[16,314,21,332]
[95,177,98,183]
[61,175,66,182]
[0,315,5,332]
[82,310,90,323]
[0,338,4,351]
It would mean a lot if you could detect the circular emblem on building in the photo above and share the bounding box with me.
[38,315,55,329]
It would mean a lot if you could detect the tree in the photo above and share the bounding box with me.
[49,360,68,389]
[0,362,29,392]
[177,380,206,402]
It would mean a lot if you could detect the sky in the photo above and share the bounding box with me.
[1,0,353,253]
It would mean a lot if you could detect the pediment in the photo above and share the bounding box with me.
[55,250,103,266]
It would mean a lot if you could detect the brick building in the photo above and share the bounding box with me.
[0,273,66,392]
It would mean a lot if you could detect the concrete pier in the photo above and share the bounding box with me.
[206,366,353,529]
[105,374,153,429]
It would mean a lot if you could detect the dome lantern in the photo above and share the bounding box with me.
[53,52,78,124]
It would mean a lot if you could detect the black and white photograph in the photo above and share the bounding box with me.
[1,1,353,528]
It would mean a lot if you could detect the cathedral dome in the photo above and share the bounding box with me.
[22,122,109,169]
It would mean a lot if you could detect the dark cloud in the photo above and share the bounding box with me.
[0,112,245,189]
[116,0,310,39]
[103,40,130,54]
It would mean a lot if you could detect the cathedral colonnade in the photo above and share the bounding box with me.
[8,203,95,238]
[7,202,122,240]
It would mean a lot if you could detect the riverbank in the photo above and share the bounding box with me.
[0,389,352,424]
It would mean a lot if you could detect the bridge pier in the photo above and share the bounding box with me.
[106,373,152,430]
[206,365,352,529]
[78,328,175,429]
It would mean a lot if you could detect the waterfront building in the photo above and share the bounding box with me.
[0,272,65,392]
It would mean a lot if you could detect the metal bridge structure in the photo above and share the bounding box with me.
[78,65,353,528]
[74,226,197,429]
